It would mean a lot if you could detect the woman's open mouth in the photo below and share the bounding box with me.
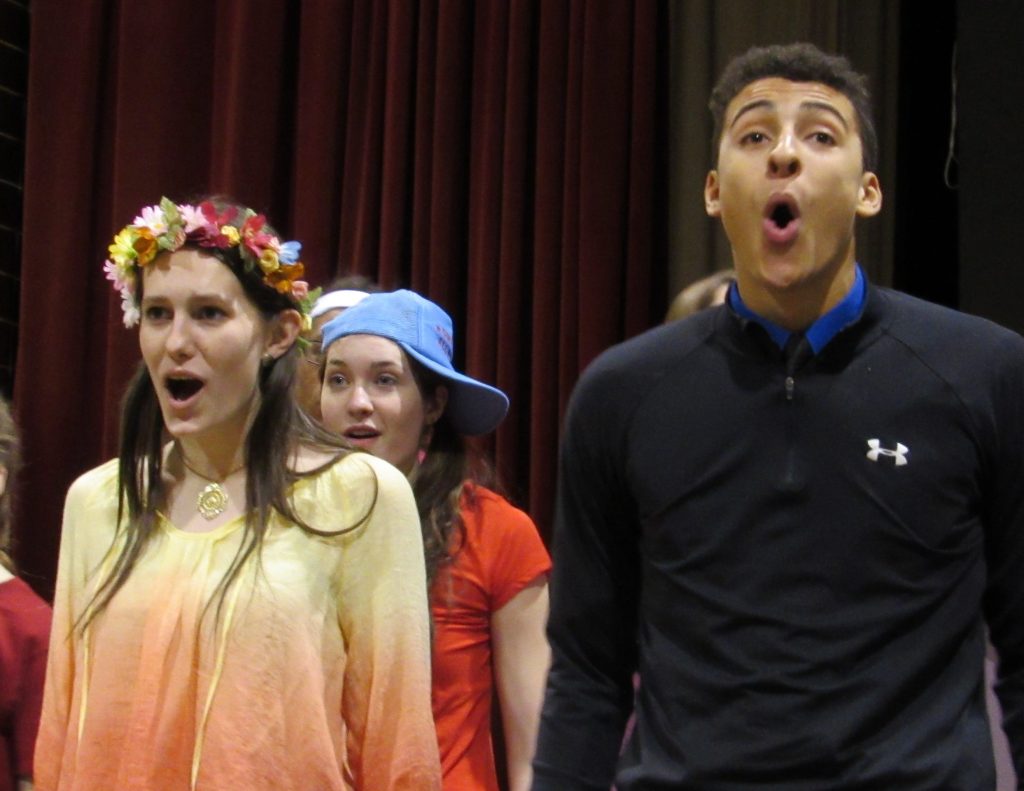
[166,376,204,404]
[343,426,381,448]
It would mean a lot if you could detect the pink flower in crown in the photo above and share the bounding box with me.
[291,280,309,301]
[106,260,139,326]
[133,205,168,236]
[103,259,127,289]
[178,204,207,234]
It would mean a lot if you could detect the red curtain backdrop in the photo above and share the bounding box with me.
[15,0,667,598]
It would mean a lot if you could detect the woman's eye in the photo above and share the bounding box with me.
[327,373,348,387]
[376,374,399,387]
[143,306,170,321]
[196,305,226,321]
[811,131,836,145]
[740,131,767,145]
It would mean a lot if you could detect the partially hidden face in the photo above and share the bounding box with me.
[295,308,343,420]
[139,248,283,446]
[704,77,882,309]
[320,334,445,475]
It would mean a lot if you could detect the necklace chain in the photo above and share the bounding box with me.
[180,456,245,521]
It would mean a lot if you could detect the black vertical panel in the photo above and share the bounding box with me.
[892,0,958,309]
[0,0,28,397]
[956,3,1024,334]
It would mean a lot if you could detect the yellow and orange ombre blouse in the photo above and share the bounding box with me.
[35,453,440,790]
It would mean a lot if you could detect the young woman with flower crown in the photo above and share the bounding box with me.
[318,291,552,791]
[34,199,441,790]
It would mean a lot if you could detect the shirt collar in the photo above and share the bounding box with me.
[727,265,866,354]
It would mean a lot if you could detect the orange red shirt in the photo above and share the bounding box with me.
[431,486,551,790]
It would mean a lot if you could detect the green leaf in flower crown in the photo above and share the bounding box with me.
[160,197,181,225]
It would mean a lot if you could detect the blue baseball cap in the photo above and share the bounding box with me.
[320,290,509,436]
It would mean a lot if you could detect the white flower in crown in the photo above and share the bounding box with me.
[133,205,169,236]
[120,291,140,328]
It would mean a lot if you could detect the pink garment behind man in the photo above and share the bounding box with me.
[0,576,52,791]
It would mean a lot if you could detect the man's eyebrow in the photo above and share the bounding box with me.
[728,98,851,132]
[728,99,773,130]
[800,100,849,130]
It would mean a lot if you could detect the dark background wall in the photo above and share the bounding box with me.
[957,3,1024,335]
[0,0,26,397]
[0,0,1021,566]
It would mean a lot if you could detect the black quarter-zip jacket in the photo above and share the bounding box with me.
[534,285,1024,790]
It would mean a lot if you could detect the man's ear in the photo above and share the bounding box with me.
[704,170,721,217]
[856,171,883,217]
[264,309,303,361]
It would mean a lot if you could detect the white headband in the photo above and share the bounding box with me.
[310,289,370,318]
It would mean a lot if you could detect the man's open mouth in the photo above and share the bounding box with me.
[763,195,801,244]
[766,194,800,228]
[770,201,796,229]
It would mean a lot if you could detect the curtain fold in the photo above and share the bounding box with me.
[16,0,667,597]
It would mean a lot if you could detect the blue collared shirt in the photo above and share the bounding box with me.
[728,265,866,354]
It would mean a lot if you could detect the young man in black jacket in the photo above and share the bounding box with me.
[533,42,1023,790]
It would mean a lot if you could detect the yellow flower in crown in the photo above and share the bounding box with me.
[132,229,159,266]
[221,225,240,245]
[265,261,305,295]
[109,228,138,267]
[259,248,280,274]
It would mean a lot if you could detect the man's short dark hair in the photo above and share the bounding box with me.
[708,42,877,172]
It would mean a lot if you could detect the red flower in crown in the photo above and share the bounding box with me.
[193,202,240,247]
[240,213,277,262]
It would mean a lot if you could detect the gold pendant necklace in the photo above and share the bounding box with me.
[181,457,244,520]
[196,481,230,520]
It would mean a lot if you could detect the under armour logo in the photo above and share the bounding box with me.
[866,439,909,466]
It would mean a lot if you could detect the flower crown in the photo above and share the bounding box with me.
[103,197,318,329]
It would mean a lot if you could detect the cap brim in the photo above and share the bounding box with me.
[401,344,509,435]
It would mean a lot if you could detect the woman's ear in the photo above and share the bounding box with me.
[425,385,449,426]
[264,309,303,361]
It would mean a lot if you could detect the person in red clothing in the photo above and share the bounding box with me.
[0,397,52,791]
[320,290,552,791]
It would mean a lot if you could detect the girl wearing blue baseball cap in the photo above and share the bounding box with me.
[320,290,551,791]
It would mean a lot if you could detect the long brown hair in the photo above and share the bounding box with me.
[408,363,492,587]
[0,396,22,574]
[79,201,372,631]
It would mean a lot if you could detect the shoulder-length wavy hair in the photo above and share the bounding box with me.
[0,396,22,574]
[406,361,493,587]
